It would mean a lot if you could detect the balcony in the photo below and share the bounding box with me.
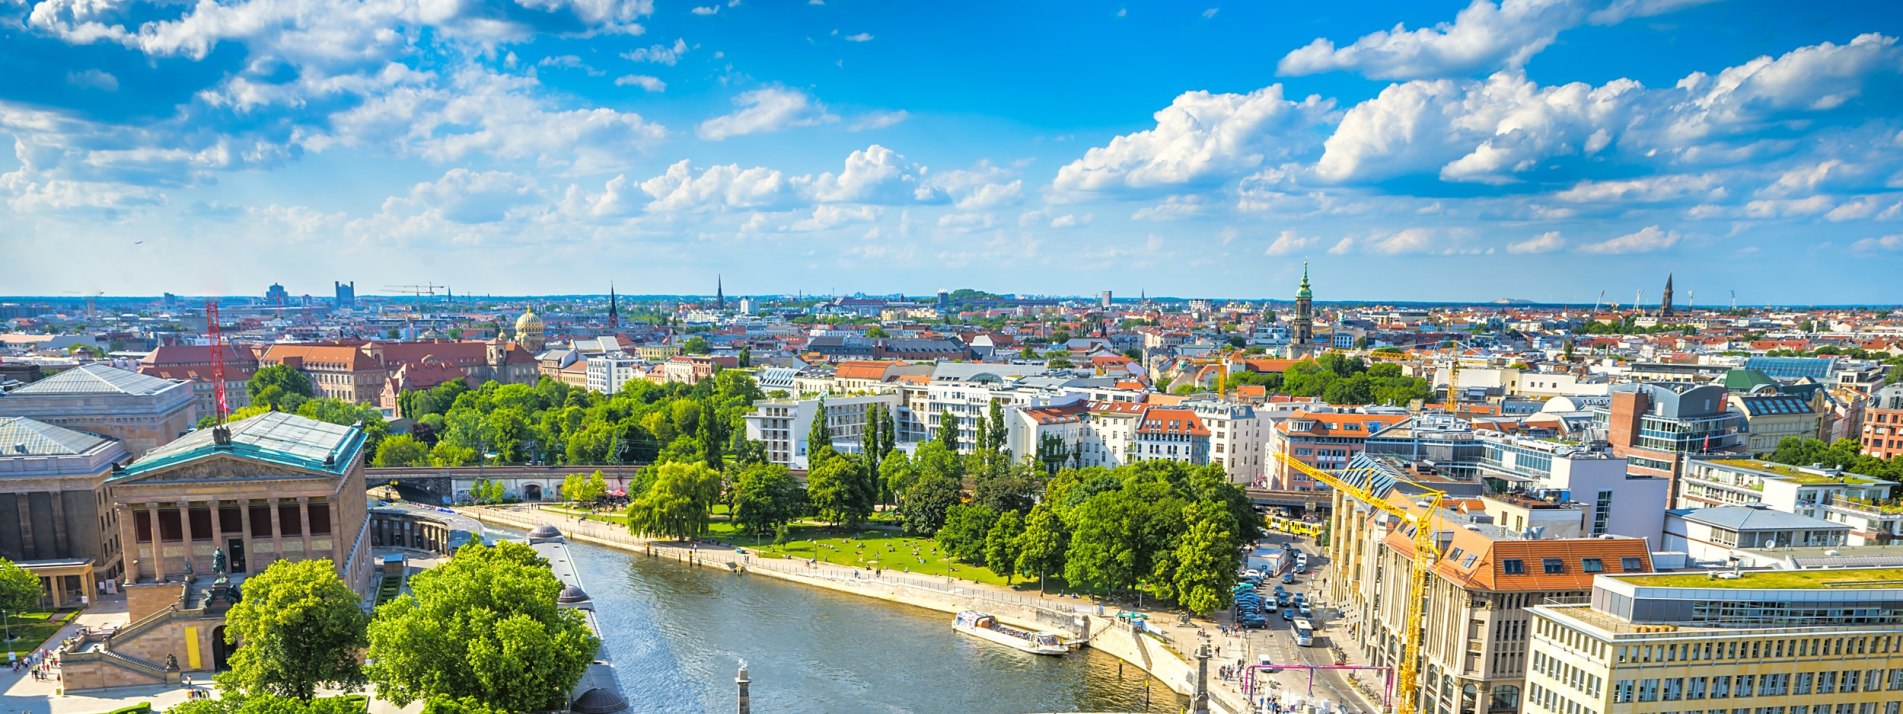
[1824,493,1903,518]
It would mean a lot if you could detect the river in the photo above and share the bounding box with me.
[554,534,1190,713]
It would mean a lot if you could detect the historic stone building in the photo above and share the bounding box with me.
[0,417,128,603]
[56,412,374,690]
[0,364,197,458]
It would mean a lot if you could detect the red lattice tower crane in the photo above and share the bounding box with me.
[206,300,229,425]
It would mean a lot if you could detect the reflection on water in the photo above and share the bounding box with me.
[557,536,1187,713]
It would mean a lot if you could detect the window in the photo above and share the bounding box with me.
[1503,559,1525,574]
[1582,558,1605,573]
[1622,557,1644,571]
[1543,558,1566,574]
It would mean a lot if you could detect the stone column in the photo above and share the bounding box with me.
[330,497,347,566]
[268,498,284,569]
[179,499,196,575]
[736,661,750,714]
[237,501,253,573]
[116,504,139,583]
[207,500,223,564]
[297,497,314,560]
[15,497,34,556]
[149,503,167,582]
[49,491,69,555]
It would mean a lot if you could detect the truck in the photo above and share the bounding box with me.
[1245,547,1294,576]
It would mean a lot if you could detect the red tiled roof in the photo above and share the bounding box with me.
[836,360,900,381]
[1137,407,1209,436]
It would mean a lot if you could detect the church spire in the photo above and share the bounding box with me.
[608,282,619,331]
[716,274,726,310]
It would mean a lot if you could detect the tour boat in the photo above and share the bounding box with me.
[953,610,1069,655]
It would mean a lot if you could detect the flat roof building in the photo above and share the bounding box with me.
[0,364,196,458]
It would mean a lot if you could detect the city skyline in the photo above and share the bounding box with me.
[4,0,1903,302]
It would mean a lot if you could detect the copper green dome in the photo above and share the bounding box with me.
[1296,262,1312,299]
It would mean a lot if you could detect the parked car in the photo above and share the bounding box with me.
[1282,572,1296,585]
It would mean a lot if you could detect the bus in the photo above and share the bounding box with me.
[1292,619,1315,647]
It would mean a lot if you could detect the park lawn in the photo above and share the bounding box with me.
[4,609,80,655]
[538,504,1074,594]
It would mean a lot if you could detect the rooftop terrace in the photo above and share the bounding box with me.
[1616,568,1903,590]
[1705,458,1883,485]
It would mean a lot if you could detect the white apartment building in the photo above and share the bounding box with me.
[584,355,646,395]
[1676,457,1902,545]
[742,393,902,469]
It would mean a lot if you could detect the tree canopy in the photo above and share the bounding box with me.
[366,541,598,712]
[625,462,721,540]
[216,559,369,700]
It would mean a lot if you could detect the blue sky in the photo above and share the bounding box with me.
[3,0,1902,304]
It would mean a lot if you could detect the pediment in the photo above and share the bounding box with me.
[112,453,335,487]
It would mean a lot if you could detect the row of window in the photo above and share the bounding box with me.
[1617,634,1903,664]
[1613,669,1903,702]
[1499,556,1643,575]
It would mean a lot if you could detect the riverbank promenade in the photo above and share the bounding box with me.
[465,504,1282,714]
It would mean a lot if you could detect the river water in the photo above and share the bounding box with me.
[556,535,1189,713]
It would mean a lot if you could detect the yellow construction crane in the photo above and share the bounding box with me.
[1274,451,1444,714]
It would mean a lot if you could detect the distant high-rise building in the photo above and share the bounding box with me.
[333,280,355,308]
[1292,263,1314,346]
[1659,273,1674,317]
[1101,290,1112,310]
[607,283,619,331]
[265,283,290,305]
[937,290,950,313]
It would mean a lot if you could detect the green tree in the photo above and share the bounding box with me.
[626,462,721,540]
[697,402,724,471]
[732,463,806,538]
[936,408,959,450]
[1171,504,1239,615]
[249,364,314,411]
[429,441,477,467]
[805,455,872,527]
[880,449,917,508]
[983,509,1025,583]
[899,471,962,535]
[216,559,368,700]
[937,503,998,563]
[1063,490,1137,594]
[987,400,1008,455]
[367,542,598,712]
[560,471,608,504]
[807,397,835,464]
[865,326,889,338]
[373,434,430,468]
[737,347,751,368]
[0,558,40,637]
[682,336,710,354]
[1015,503,1068,594]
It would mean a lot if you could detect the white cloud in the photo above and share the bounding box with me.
[1553,174,1726,203]
[1743,195,1834,218]
[1131,195,1210,221]
[1264,230,1318,256]
[848,110,910,132]
[804,144,940,204]
[623,39,689,65]
[697,87,840,140]
[1825,195,1903,222]
[1671,34,1903,137]
[1277,0,1709,80]
[615,75,667,92]
[1580,225,1679,253]
[1506,231,1565,254]
[1202,8,1219,19]
[1049,213,1092,228]
[1851,235,1903,251]
[843,32,873,42]
[953,180,1022,211]
[1326,236,1356,255]
[65,69,118,91]
[1052,85,1332,194]
[638,159,797,213]
[692,6,720,15]
[370,169,543,229]
[791,204,881,231]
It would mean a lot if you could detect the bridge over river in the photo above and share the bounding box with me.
[370,464,644,504]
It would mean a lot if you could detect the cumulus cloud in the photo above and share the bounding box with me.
[791,204,881,231]
[615,74,666,92]
[1506,231,1565,254]
[804,144,940,204]
[1277,0,1709,80]
[843,32,873,42]
[1580,225,1678,253]
[697,87,840,140]
[638,160,798,212]
[623,38,689,65]
[1052,85,1332,194]
[1264,230,1318,256]
[1131,195,1210,221]
[1553,174,1727,203]
[1852,235,1903,251]
[1825,195,1903,222]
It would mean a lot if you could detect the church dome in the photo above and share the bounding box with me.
[516,307,544,333]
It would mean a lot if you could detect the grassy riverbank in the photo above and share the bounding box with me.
[540,504,1077,593]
